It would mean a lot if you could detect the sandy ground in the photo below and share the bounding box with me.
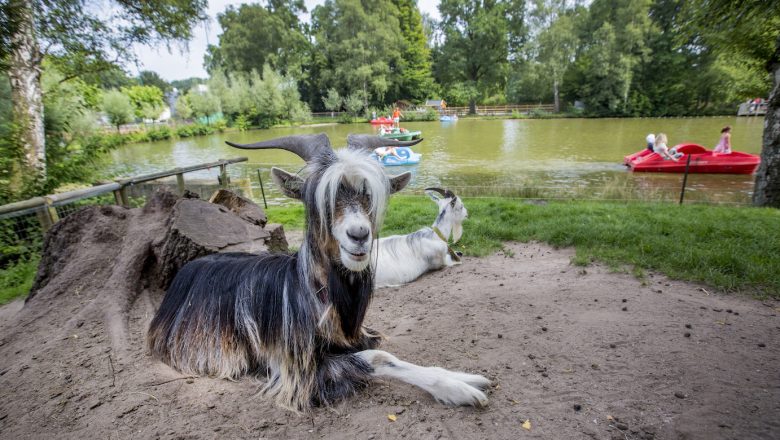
[1,242,778,439]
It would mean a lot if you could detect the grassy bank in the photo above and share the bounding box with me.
[2,198,777,305]
[265,198,780,297]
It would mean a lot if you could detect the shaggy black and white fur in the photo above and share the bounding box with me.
[147,134,490,410]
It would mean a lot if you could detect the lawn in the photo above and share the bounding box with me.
[266,197,780,297]
[2,197,778,305]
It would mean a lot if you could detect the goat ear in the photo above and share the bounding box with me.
[388,172,412,194]
[271,167,303,199]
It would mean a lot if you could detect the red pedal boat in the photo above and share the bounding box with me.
[624,143,760,174]
[370,117,394,125]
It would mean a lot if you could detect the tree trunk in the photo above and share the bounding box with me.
[469,99,476,115]
[8,0,46,179]
[752,39,780,208]
[553,79,560,113]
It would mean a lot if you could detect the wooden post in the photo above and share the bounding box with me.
[113,189,123,206]
[679,154,692,205]
[35,206,53,232]
[219,163,228,188]
[42,197,59,230]
[176,172,185,195]
[257,169,268,209]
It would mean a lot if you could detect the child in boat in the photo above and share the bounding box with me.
[713,126,732,155]
[374,146,401,159]
[653,133,682,161]
[646,133,655,152]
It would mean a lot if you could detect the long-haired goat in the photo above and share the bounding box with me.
[147,134,490,411]
[373,188,467,287]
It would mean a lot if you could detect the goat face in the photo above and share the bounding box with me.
[271,149,411,272]
[428,189,468,243]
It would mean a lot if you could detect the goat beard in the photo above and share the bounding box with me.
[452,223,463,243]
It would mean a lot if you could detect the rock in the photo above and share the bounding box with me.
[674,391,686,399]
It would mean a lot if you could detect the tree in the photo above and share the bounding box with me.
[0,0,206,186]
[206,1,309,77]
[687,0,780,207]
[312,0,405,107]
[102,90,134,132]
[436,0,524,113]
[565,0,653,115]
[138,71,170,93]
[175,95,193,120]
[393,0,437,102]
[530,0,578,112]
[322,88,343,112]
[121,85,164,119]
[186,88,221,125]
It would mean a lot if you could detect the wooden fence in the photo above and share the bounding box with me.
[0,157,247,232]
[444,104,556,116]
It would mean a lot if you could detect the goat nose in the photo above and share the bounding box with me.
[347,225,370,243]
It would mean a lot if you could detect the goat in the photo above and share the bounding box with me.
[147,134,490,411]
[373,188,467,287]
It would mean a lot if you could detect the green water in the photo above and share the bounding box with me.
[105,116,764,203]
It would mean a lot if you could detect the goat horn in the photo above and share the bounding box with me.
[225,133,333,162]
[346,134,423,150]
[425,187,456,199]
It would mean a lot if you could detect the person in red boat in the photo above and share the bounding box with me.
[653,133,681,161]
[713,126,732,155]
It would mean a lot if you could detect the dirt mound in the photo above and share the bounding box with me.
[1,219,778,438]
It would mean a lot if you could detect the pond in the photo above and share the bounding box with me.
[103,116,765,204]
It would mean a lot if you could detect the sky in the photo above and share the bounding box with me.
[132,0,441,81]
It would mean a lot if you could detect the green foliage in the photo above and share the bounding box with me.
[101,90,134,131]
[138,70,170,93]
[206,2,309,76]
[436,0,523,110]
[175,124,215,138]
[393,0,438,101]
[0,255,39,305]
[175,95,193,120]
[322,88,343,112]
[343,93,365,116]
[122,85,164,119]
[311,0,405,106]
[186,88,221,124]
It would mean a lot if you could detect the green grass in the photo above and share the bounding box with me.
[266,197,780,297]
[2,198,777,306]
[0,255,38,305]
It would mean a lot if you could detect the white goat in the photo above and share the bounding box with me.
[372,188,467,287]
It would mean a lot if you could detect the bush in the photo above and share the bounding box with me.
[146,126,173,141]
[403,109,438,122]
[234,114,251,131]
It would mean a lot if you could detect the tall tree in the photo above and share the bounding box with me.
[0,0,206,187]
[566,0,653,115]
[393,0,437,102]
[312,0,405,107]
[206,1,309,77]
[688,0,780,207]
[437,0,525,113]
[529,0,578,112]
[138,71,170,93]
